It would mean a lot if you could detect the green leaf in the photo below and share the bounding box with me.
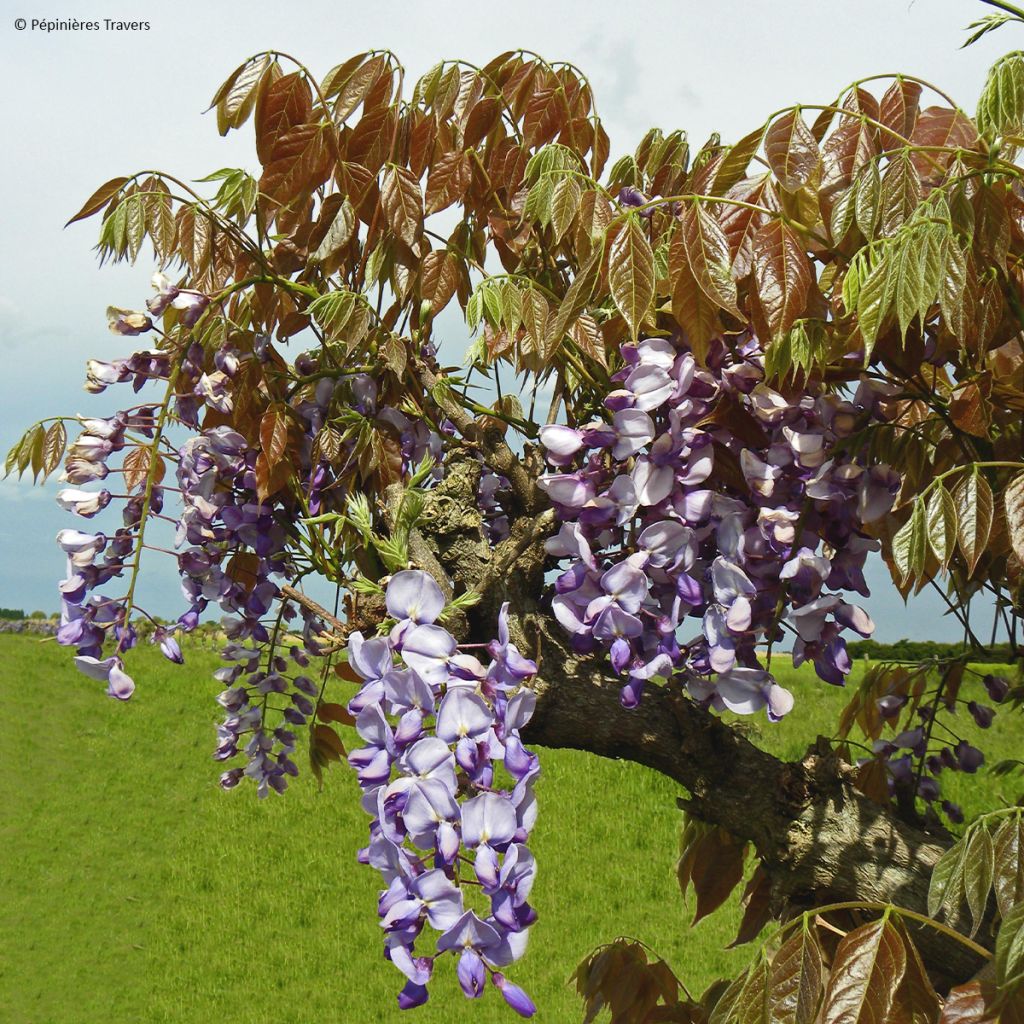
[994,815,1024,919]
[857,246,894,358]
[894,501,927,586]
[977,50,1024,141]
[550,175,582,243]
[926,484,957,571]
[964,825,995,937]
[854,160,881,240]
[929,836,968,919]
[1004,471,1024,565]
[608,214,656,341]
[995,900,1024,989]
[713,124,766,194]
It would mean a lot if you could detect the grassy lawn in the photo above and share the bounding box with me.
[0,634,1019,1023]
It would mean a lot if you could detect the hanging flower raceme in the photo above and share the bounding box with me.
[346,571,540,1017]
[539,332,894,719]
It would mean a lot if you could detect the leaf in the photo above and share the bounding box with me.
[680,201,740,317]
[424,151,472,215]
[688,828,747,925]
[608,215,656,341]
[550,175,582,243]
[995,816,1024,919]
[731,866,772,947]
[948,381,991,439]
[41,421,66,480]
[854,160,881,239]
[763,109,820,193]
[879,78,923,142]
[671,238,719,361]
[940,981,994,1024]
[892,500,927,586]
[964,825,995,937]
[977,51,1024,141]
[121,447,151,494]
[954,469,994,575]
[254,71,311,166]
[217,54,272,135]
[309,198,356,264]
[769,923,826,1024]
[419,250,460,317]
[316,702,355,726]
[926,484,957,571]
[1005,472,1024,565]
[259,122,331,211]
[381,165,423,248]
[929,836,968,918]
[260,405,291,469]
[312,723,346,761]
[714,125,766,195]
[819,917,906,1024]
[890,919,941,1024]
[996,900,1024,989]
[856,249,894,357]
[65,176,130,227]
[751,220,811,339]
[880,152,921,235]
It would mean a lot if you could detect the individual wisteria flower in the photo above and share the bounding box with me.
[538,331,893,719]
[347,573,539,1016]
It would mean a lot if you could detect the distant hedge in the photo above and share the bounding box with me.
[847,639,1018,664]
[0,608,25,621]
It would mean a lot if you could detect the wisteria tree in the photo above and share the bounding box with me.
[14,2,1024,1018]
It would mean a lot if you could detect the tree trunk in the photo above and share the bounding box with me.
[369,457,987,988]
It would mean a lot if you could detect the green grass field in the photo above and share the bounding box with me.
[1,634,1019,1023]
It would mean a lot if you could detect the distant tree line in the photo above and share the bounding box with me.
[847,638,1019,664]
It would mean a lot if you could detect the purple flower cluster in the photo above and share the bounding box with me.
[538,333,897,714]
[348,571,539,1017]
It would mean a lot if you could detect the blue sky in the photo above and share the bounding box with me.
[0,0,1013,640]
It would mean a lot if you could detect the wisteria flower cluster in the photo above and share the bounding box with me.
[348,571,540,1016]
[538,333,897,716]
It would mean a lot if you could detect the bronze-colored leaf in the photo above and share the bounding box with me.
[381,164,423,247]
[680,202,741,317]
[878,78,923,142]
[764,109,820,192]
[688,827,747,925]
[769,923,825,1024]
[419,250,460,317]
[949,381,992,439]
[254,71,311,165]
[751,220,812,339]
[819,917,906,1024]
[424,151,472,215]
[317,702,355,726]
[312,723,346,761]
[671,237,719,362]
[217,54,273,136]
[730,866,772,947]
[260,405,291,469]
[65,176,130,227]
[42,421,66,480]
[122,447,151,494]
[890,919,941,1024]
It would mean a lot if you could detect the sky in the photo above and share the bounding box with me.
[0,0,1015,641]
